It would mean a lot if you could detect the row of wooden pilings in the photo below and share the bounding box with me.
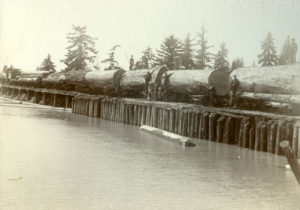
[0,85,74,108]
[1,84,299,158]
[71,95,300,158]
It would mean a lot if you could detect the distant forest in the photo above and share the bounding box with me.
[2,25,299,73]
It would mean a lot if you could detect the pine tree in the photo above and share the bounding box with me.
[2,65,8,73]
[61,25,97,71]
[140,47,156,69]
[231,58,244,71]
[38,54,56,71]
[258,32,278,66]
[156,35,183,70]
[214,43,229,71]
[101,45,121,70]
[182,33,195,69]
[195,25,214,69]
[279,36,298,65]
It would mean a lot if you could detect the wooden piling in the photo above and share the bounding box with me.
[275,119,286,155]
[260,123,267,151]
[216,115,225,142]
[209,113,218,141]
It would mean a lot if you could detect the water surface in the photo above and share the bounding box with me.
[0,97,299,210]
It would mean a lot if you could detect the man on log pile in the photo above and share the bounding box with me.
[129,55,134,70]
[144,71,154,99]
[229,75,240,107]
[208,86,216,107]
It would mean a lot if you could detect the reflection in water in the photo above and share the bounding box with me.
[0,98,300,210]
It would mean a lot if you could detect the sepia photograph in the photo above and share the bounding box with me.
[0,0,300,209]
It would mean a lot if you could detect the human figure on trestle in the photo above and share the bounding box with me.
[229,75,240,107]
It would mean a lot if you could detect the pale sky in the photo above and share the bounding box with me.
[0,0,300,71]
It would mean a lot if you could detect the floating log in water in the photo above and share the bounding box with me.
[140,125,196,147]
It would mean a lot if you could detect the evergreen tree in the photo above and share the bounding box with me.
[61,25,97,71]
[195,25,214,69]
[214,43,229,71]
[2,65,8,73]
[231,58,244,71]
[140,47,156,69]
[182,33,195,69]
[38,54,56,71]
[156,35,183,70]
[279,36,298,65]
[258,32,278,66]
[101,45,121,70]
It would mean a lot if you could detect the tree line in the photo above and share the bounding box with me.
[258,32,298,67]
[4,25,298,73]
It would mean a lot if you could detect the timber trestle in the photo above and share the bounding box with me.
[1,84,300,158]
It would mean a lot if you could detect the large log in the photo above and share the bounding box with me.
[167,69,230,96]
[13,71,51,87]
[85,69,125,95]
[120,65,168,98]
[230,64,300,95]
[239,92,300,105]
[42,70,89,90]
[42,72,66,88]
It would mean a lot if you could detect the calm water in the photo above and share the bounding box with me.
[0,97,299,210]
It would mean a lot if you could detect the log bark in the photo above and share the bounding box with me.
[231,64,300,95]
[120,66,168,97]
[167,70,230,96]
[239,92,300,105]
[85,70,125,95]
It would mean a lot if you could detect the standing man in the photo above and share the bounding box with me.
[229,75,240,106]
[129,55,135,70]
[208,86,216,107]
[231,75,239,97]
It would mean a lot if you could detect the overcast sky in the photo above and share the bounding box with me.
[0,0,300,71]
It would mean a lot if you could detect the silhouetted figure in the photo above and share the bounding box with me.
[129,55,134,70]
[231,75,239,97]
[162,72,173,99]
[148,83,154,100]
[208,86,216,107]
[229,75,240,106]
[144,70,155,99]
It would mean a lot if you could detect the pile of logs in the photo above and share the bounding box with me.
[231,64,300,108]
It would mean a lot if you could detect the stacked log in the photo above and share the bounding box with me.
[231,64,300,106]
[120,65,168,98]
[85,70,125,95]
[167,69,230,97]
